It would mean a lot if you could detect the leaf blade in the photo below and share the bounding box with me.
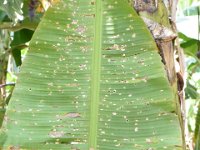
[0,0,183,149]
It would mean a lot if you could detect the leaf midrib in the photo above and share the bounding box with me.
[89,0,102,149]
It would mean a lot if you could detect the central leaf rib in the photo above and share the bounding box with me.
[89,0,102,149]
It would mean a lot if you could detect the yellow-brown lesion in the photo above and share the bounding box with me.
[133,0,158,13]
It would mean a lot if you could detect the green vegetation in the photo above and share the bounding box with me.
[0,0,199,149]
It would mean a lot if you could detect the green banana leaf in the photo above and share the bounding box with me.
[195,102,200,149]
[0,0,183,149]
[0,108,5,127]
[183,4,200,16]
[0,0,23,21]
[195,130,200,150]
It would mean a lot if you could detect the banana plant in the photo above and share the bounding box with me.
[195,103,200,150]
[0,0,184,149]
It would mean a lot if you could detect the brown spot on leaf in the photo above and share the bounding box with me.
[8,146,20,150]
[65,113,81,118]
[56,113,81,120]
[90,1,95,5]
[49,131,64,138]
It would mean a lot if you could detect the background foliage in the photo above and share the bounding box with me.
[177,0,200,149]
[0,0,49,126]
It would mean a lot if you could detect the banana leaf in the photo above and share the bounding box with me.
[195,126,200,150]
[0,0,183,149]
[195,103,200,149]
[0,108,5,127]
[0,0,23,21]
